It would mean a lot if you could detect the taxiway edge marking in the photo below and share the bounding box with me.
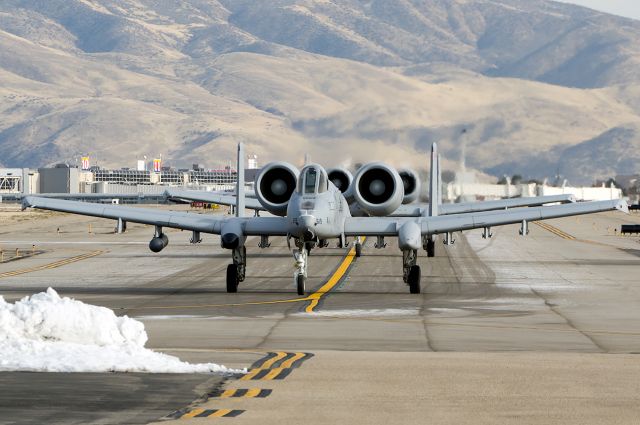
[0,250,104,279]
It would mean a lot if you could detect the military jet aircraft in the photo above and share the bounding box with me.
[22,144,627,295]
[165,143,576,258]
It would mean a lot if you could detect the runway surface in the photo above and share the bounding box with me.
[1,205,640,424]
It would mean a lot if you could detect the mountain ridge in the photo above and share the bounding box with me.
[0,0,639,184]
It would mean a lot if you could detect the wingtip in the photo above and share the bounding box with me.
[617,199,629,214]
[431,142,438,153]
[21,196,34,211]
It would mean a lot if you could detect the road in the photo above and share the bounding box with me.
[1,206,639,424]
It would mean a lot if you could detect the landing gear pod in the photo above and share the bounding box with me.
[255,162,299,216]
[353,162,404,216]
[149,234,168,253]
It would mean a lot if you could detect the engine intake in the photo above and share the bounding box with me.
[255,162,299,216]
[399,168,421,204]
[353,162,404,216]
[327,167,354,201]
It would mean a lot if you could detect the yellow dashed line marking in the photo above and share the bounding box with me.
[0,250,104,279]
[243,388,261,398]
[239,368,263,381]
[533,221,622,248]
[263,368,286,380]
[259,351,288,369]
[209,409,233,418]
[167,352,311,419]
[181,408,204,418]
[534,221,576,240]
[280,352,306,368]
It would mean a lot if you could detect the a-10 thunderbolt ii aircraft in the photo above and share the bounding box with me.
[165,143,576,258]
[22,144,627,296]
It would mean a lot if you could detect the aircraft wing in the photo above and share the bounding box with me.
[22,196,288,235]
[164,188,265,211]
[344,199,627,236]
[438,194,576,215]
[390,194,576,217]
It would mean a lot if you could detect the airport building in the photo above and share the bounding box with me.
[0,161,254,203]
[0,160,627,204]
[442,180,623,203]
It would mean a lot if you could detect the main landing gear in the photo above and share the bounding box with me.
[402,249,421,294]
[423,236,435,258]
[226,246,246,293]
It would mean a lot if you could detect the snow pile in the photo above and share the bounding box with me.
[0,288,239,374]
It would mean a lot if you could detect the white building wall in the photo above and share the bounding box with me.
[443,182,622,202]
[537,184,622,201]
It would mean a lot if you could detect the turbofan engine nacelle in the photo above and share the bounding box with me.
[327,167,354,201]
[255,162,299,216]
[399,168,421,204]
[353,162,404,216]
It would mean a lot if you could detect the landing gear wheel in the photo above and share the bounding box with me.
[296,274,306,296]
[226,264,238,293]
[426,239,435,258]
[355,243,362,258]
[408,265,421,294]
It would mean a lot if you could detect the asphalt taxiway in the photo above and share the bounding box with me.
[1,205,640,424]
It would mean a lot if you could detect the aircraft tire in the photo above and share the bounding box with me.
[427,239,435,258]
[297,274,306,296]
[408,265,421,294]
[226,264,238,293]
[355,243,362,258]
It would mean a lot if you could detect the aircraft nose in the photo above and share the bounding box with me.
[298,214,316,241]
[221,233,240,249]
[299,214,315,229]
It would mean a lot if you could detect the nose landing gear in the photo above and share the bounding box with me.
[293,242,308,296]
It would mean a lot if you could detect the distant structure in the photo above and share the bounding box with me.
[443,172,623,202]
[0,153,262,202]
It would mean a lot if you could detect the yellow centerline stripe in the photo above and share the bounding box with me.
[304,237,364,313]
[0,251,103,279]
[127,239,363,312]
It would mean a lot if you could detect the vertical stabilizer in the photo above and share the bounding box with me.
[236,143,245,218]
[429,143,439,217]
[437,151,442,207]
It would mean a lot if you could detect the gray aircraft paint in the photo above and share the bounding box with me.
[22,143,629,293]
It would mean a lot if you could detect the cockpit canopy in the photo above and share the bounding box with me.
[297,164,329,195]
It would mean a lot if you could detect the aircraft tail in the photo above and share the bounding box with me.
[428,143,439,217]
